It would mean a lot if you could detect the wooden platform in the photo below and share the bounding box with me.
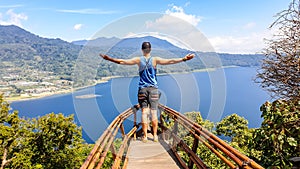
[126,136,181,169]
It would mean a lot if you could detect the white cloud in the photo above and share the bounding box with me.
[57,8,118,15]
[144,5,271,54]
[0,5,23,8]
[165,5,202,26]
[139,5,211,51]
[243,22,256,29]
[208,31,273,54]
[148,5,269,53]
[101,5,269,54]
[144,15,210,51]
[0,9,27,27]
[125,32,192,50]
[74,24,83,30]
[184,2,191,7]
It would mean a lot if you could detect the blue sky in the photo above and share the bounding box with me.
[0,0,290,53]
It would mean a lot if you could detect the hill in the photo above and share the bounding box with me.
[74,36,263,68]
[0,25,82,98]
[72,37,119,47]
[0,25,81,81]
[0,25,263,98]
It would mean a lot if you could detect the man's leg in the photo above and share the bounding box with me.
[138,88,149,142]
[149,87,160,142]
[151,109,158,141]
[141,107,149,142]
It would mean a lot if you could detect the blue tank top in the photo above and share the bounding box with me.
[138,56,158,89]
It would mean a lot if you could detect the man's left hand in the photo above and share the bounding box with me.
[184,53,195,61]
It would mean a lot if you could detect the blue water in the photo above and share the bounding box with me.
[10,67,270,143]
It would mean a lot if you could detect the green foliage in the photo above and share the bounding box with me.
[182,112,230,168]
[28,113,85,169]
[0,95,91,169]
[0,25,81,77]
[101,138,123,169]
[216,113,251,155]
[197,144,230,169]
[0,95,31,169]
[253,100,300,168]
[163,111,264,168]
[216,113,248,140]
[216,114,261,160]
[184,112,214,131]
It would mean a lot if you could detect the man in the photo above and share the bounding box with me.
[100,41,194,142]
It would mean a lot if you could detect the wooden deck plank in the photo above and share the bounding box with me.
[126,137,181,169]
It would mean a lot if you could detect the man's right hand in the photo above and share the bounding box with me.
[99,53,122,64]
[99,54,109,60]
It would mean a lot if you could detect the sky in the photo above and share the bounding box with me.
[0,0,291,54]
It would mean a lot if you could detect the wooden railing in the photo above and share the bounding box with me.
[81,104,264,169]
[80,105,140,169]
[158,104,264,169]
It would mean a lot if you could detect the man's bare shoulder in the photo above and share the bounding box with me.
[132,57,140,62]
[130,57,141,65]
[153,56,166,63]
[152,56,163,60]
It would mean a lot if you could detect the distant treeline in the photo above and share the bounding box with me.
[0,25,263,87]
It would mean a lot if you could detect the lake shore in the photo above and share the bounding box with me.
[5,66,237,102]
[4,76,116,102]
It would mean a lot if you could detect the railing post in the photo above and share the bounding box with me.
[120,123,125,138]
[159,111,166,141]
[134,111,137,140]
[110,144,117,161]
[172,117,178,148]
[188,133,199,169]
[133,105,139,141]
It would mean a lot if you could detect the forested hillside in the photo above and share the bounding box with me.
[0,25,81,77]
[0,25,263,97]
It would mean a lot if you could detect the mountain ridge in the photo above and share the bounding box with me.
[0,24,264,97]
[0,24,264,77]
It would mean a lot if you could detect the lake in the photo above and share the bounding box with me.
[10,67,270,143]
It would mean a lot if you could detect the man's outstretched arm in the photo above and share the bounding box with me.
[156,53,195,65]
[100,54,139,65]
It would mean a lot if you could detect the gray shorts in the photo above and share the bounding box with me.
[138,87,159,109]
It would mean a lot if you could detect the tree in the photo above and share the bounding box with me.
[254,1,300,167]
[215,114,260,160]
[256,0,300,100]
[0,95,32,169]
[184,112,214,131]
[0,95,91,169]
[215,114,248,142]
[28,113,86,169]
[252,100,300,168]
